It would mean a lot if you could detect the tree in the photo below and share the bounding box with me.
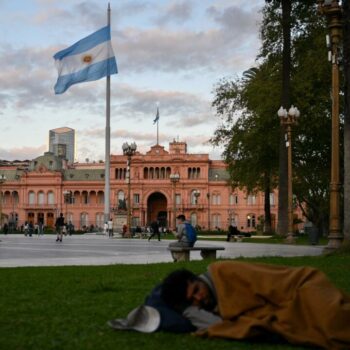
[211,61,281,233]
[343,0,350,242]
[211,0,337,235]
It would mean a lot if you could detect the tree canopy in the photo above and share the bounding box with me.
[211,1,341,234]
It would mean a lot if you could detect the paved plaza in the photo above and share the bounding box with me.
[0,234,324,268]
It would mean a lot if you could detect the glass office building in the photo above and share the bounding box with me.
[49,127,75,163]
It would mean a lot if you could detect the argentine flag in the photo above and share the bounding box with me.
[153,107,160,124]
[53,26,117,94]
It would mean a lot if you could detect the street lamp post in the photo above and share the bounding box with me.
[193,190,200,227]
[122,142,137,237]
[0,174,6,230]
[207,192,211,231]
[278,105,300,243]
[63,190,72,224]
[318,0,343,250]
[169,173,180,230]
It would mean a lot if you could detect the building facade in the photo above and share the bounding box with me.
[49,127,75,163]
[0,141,281,232]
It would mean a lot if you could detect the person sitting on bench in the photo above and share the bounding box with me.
[168,215,196,261]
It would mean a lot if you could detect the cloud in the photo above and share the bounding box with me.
[0,145,47,161]
[206,4,262,34]
[155,1,193,25]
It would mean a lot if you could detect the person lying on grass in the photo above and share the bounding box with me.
[110,261,350,350]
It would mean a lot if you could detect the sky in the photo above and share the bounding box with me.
[0,0,265,162]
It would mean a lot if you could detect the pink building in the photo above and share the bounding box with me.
[0,141,278,232]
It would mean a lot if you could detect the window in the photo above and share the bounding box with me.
[28,191,35,204]
[229,194,239,205]
[247,214,256,228]
[175,194,181,205]
[47,191,55,204]
[190,213,197,226]
[82,192,89,204]
[229,214,239,227]
[190,190,200,205]
[80,212,89,228]
[66,213,73,225]
[212,214,221,229]
[270,193,275,205]
[95,213,104,228]
[97,191,104,204]
[133,193,140,204]
[118,190,125,201]
[247,195,256,205]
[38,192,45,205]
[188,167,201,179]
[212,193,221,205]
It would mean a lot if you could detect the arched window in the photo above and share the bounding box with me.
[28,191,35,204]
[229,193,238,205]
[190,212,197,227]
[82,191,89,204]
[118,190,125,201]
[47,191,55,204]
[150,167,154,179]
[144,167,149,179]
[66,212,73,225]
[97,191,104,204]
[247,214,256,228]
[212,214,221,229]
[247,194,256,205]
[80,212,89,228]
[95,212,104,228]
[228,213,239,227]
[155,167,159,179]
[190,190,200,205]
[38,191,45,205]
[212,193,221,205]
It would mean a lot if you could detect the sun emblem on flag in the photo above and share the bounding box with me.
[82,54,93,64]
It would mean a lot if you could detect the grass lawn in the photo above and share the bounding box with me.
[1,254,349,350]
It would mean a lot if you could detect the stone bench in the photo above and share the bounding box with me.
[168,246,225,262]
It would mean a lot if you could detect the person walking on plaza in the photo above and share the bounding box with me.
[55,213,65,242]
[148,220,161,241]
[38,220,44,236]
[108,218,113,238]
[226,224,239,242]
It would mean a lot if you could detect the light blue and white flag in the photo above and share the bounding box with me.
[153,107,160,124]
[53,25,117,94]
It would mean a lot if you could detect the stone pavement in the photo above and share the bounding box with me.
[0,234,324,268]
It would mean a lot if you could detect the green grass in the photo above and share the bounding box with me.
[1,255,349,350]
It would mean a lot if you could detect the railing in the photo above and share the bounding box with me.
[22,203,58,209]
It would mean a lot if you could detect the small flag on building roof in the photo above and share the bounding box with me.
[153,107,160,124]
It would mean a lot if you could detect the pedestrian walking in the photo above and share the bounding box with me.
[55,213,65,242]
[38,220,44,236]
[108,218,113,238]
[148,220,161,241]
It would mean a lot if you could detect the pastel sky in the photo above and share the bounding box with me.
[0,0,264,162]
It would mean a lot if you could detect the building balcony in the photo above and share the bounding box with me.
[22,203,58,210]
[182,203,204,210]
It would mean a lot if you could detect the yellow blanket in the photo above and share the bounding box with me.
[197,261,350,349]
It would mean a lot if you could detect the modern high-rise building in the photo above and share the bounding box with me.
[49,127,75,163]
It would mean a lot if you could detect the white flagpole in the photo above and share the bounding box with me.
[104,3,111,224]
